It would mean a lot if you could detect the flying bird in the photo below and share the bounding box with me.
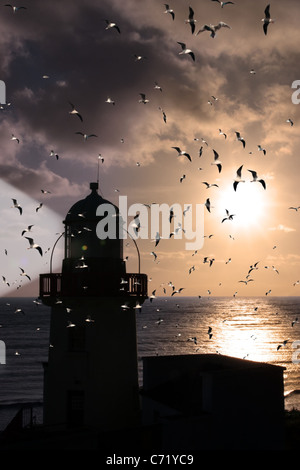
[163,4,175,20]
[10,134,19,143]
[158,106,167,123]
[25,237,43,256]
[257,144,266,155]
[222,209,235,223]
[154,81,162,92]
[36,203,43,212]
[185,6,197,34]
[211,149,222,173]
[289,206,300,211]
[4,4,26,12]
[21,225,34,236]
[19,267,31,281]
[248,170,266,189]
[196,22,231,38]
[11,199,22,215]
[211,0,234,7]
[202,182,219,189]
[233,165,245,191]
[172,146,192,162]
[50,150,59,160]
[171,287,184,296]
[68,102,83,121]
[75,132,98,141]
[262,4,274,35]
[105,20,120,33]
[286,118,294,126]
[218,129,227,139]
[139,93,149,104]
[205,198,212,213]
[105,97,115,105]
[177,42,195,61]
[235,131,246,148]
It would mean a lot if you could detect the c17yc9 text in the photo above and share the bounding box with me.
[106,454,194,466]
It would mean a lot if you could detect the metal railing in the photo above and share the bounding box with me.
[39,272,147,299]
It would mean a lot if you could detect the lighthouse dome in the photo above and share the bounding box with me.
[63,182,123,261]
[64,182,119,224]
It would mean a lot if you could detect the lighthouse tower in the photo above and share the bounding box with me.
[39,182,147,431]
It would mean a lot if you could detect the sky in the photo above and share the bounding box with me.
[0,0,300,298]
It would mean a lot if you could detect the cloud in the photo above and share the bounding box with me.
[268,224,296,233]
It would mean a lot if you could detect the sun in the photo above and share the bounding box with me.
[216,181,268,229]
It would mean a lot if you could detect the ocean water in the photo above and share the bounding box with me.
[0,296,300,430]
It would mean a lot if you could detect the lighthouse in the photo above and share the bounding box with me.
[39,182,148,431]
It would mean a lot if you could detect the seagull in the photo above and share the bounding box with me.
[286,118,294,126]
[248,170,266,189]
[211,0,234,7]
[264,265,279,274]
[21,225,34,236]
[180,174,186,183]
[289,206,300,211]
[185,6,197,34]
[4,4,26,12]
[163,4,175,20]
[19,267,31,281]
[105,97,115,105]
[239,279,254,285]
[172,146,192,162]
[154,232,160,247]
[134,54,147,61]
[196,22,231,38]
[41,189,51,194]
[250,68,256,75]
[68,102,83,121]
[171,287,184,296]
[233,165,245,191]
[205,198,212,213]
[262,4,274,35]
[211,149,222,173]
[10,134,19,143]
[202,182,219,189]
[14,308,25,315]
[11,198,22,215]
[158,106,167,123]
[105,20,120,33]
[151,251,157,261]
[277,339,288,351]
[50,150,59,160]
[235,131,246,148]
[75,132,98,141]
[222,209,235,223]
[154,81,162,92]
[257,144,266,155]
[177,42,195,61]
[25,237,43,256]
[139,93,149,104]
[218,129,227,139]
[36,203,43,212]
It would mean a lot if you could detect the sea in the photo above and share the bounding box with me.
[0,295,300,432]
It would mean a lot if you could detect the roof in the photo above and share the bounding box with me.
[64,182,119,224]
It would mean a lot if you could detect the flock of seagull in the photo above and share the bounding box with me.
[0,1,299,363]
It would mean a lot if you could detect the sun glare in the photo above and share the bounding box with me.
[216,182,268,229]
